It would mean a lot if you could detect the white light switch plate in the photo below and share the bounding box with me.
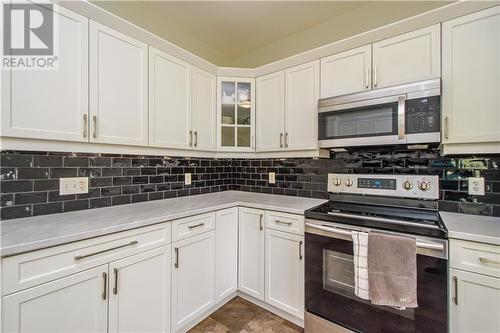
[468,177,485,195]
[268,172,276,184]
[60,177,88,195]
[185,173,192,185]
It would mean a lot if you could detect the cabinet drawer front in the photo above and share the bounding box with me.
[450,240,500,278]
[172,212,215,242]
[2,223,171,296]
[266,211,304,235]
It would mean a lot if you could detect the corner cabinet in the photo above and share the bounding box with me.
[1,4,89,142]
[217,77,255,151]
[90,21,148,146]
[441,6,500,154]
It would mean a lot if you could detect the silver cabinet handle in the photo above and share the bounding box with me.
[453,276,458,305]
[113,268,118,295]
[299,240,303,260]
[102,272,108,300]
[397,95,406,140]
[280,133,283,148]
[194,131,198,147]
[479,257,500,265]
[174,247,179,268]
[275,220,292,226]
[83,114,88,138]
[92,115,98,138]
[365,68,369,89]
[189,130,193,147]
[74,240,138,260]
[373,67,378,87]
[259,214,263,231]
[188,222,205,229]
[285,132,289,148]
[444,116,449,140]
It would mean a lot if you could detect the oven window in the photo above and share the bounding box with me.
[323,249,355,296]
[318,102,398,140]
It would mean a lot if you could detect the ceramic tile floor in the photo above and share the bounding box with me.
[188,296,304,333]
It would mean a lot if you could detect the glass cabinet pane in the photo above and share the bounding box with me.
[222,104,235,125]
[221,126,235,146]
[237,127,251,147]
[221,82,236,104]
[237,106,251,125]
[237,82,251,106]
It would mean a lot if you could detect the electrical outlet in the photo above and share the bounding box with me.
[184,173,192,185]
[468,177,485,195]
[268,172,276,184]
[60,177,88,195]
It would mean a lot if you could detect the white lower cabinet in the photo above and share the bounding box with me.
[450,268,500,333]
[238,207,266,300]
[2,265,108,333]
[172,231,216,331]
[108,246,172,333]
[216,208,239,302]
[265,229,304,319]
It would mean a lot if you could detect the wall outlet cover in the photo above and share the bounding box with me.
[468,177,485,195]
[60,177,89,195]
[185,173,192,185]
[268,172,276,184]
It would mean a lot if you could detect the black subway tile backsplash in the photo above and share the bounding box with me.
[1,149,500,221]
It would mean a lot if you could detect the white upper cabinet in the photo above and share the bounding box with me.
[1,4,88,142]
[108,246,171,333]
[149,47,192,149]
[90,21,148,146]
[372,24,440,88]
[285,60,320,151]
[442,6,500,154]
[217,77,256,151]
[2,265,108,333]
[320,45,372,98]
[192,67,217,151]
[256,71,285,152]
[215,208,238,303]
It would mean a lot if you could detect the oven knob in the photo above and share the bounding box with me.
[333,178,342,186]
[402,180,413,190]
[419,182,430,191]
[345,179,353,187]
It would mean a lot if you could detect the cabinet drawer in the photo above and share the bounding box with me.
[172,212,215,242]
[450,240,500,278]
[2,222,171,296]
[265,211,304,235]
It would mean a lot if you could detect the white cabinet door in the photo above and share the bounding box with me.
[372,24,440,89]
[442,7,500,148]
[1,4,88,142]
[149,47,192,149]
[320,45,372,98]
[90,21,148,146]
[192,67,216,151]
[256,71,285,152]
[2,265,108,333]
[215,208,238,303]
[450,268,500,333]
[238,207,265,300]
[172,231,215,331]
[265,229,304,319]
[108,246,171,333]
[285,60,320,151]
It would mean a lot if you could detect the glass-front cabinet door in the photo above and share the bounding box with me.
[217,77,255,151]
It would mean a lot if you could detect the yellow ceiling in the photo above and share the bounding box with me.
[92,1,451,67]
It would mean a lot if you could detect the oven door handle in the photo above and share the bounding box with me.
[305,223,444,252]
[327,211,441,230]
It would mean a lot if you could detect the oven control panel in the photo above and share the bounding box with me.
[328,173,439,199]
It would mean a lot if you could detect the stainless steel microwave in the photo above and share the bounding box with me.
[318,79,441,149]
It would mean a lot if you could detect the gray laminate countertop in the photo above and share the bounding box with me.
[440,211,500,246]
[0,191,326,257]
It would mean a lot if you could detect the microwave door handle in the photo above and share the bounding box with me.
[398,96,406,140]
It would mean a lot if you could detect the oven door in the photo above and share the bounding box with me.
[305,221,447,333]
[318,95,406,148]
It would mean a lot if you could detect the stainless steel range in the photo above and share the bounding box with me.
[304,174,447,333]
